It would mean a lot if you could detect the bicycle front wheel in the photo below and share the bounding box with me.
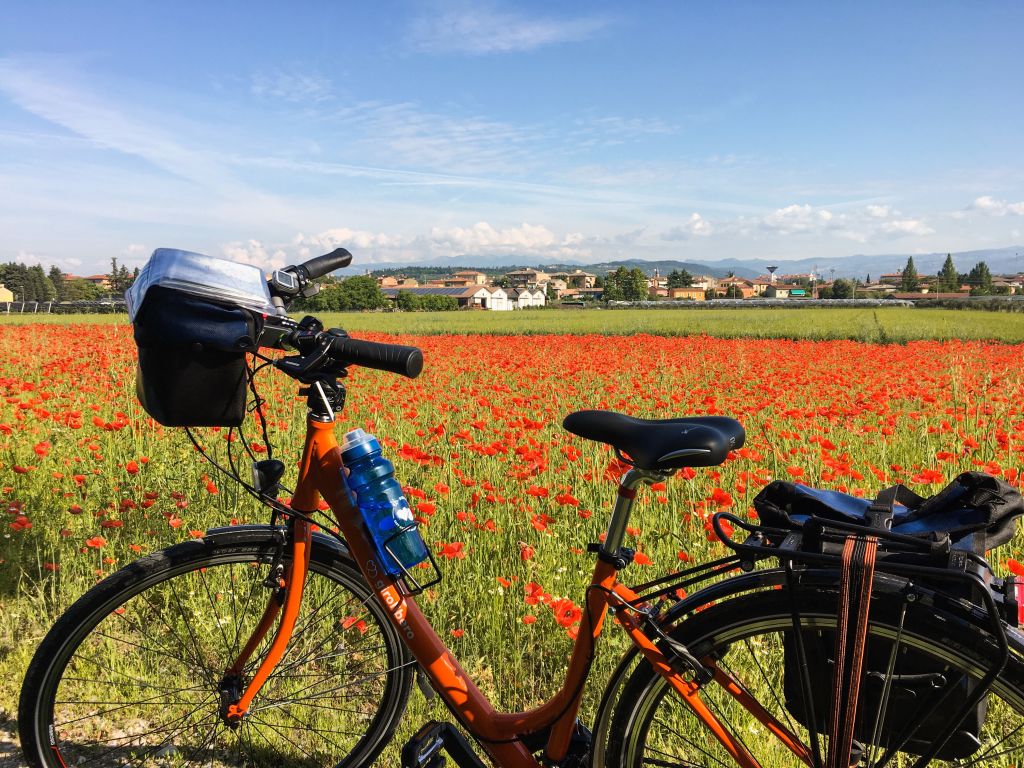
[19,529,413,768]
[600,588,1024,767]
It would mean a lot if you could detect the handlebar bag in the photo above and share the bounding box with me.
[132,286,262,427]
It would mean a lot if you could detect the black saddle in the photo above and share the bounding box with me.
[562,410,745,471]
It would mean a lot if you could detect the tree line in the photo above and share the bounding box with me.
[290,276,458,312]
[0,257,139,302]
[898,255,1004,295]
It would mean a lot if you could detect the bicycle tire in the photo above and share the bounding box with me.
[18,528,413,768]
[598,588,1024,767]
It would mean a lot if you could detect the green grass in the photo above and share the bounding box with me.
[4,307,1024,342]
[327,307,1024,343]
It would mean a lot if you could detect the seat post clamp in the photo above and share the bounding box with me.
[587,542,635,570]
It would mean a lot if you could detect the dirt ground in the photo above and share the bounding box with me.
[0,714,22,768]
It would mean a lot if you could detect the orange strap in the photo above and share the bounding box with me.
[826,535,877,768]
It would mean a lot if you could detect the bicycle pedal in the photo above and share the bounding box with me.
[401,721,488,768]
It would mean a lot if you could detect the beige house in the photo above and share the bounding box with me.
[377,275,419,288]
[549,270,596,289]
[668,287,706,301]
[504,268,550,287]
[0,283,14,302]
[690,275,718,291]
[452,270,488,286]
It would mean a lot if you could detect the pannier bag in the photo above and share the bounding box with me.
[754,473,1024,759]
[126,249,277,428]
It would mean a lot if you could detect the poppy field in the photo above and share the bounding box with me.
[2,320,1024,750]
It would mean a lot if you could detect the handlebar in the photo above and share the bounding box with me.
[262,250,424,381]
[295,248,352,280]
[328,336,423,378]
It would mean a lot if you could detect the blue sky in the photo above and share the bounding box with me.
[1,1,1022,274]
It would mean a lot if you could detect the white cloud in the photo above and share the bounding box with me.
[221,240,288,271]
[880,218,934,236]
[969,195,1024,216]
[408,5,609,55]
[429,222,556,253]
[760,204,839,235]
[295,228,403,253]
[864,204,893,219]
[756,203,932,241]
[661,213,713,240]
[267,221,591,264]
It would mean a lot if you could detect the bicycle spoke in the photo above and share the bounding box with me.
[737,636,800,737]
[649,714,731,768]
[28,548,410,768]
[198,564,236,660]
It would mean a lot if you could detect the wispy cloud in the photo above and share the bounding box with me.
[407,3,610,55]
[250,68,334,103]
[0,56,250,197]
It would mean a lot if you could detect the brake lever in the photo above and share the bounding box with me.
[275,337,334,378]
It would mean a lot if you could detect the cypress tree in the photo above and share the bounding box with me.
[937,254,959,293]
[900,257,919,292]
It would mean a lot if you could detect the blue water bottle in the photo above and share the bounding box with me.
[340,429,429,575]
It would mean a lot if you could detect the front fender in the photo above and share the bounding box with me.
[203,523,353,567]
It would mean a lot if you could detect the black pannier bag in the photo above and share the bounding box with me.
[133,286,262,427]
[753,473,1024,759]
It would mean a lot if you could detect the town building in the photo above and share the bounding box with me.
[668,287,706,301]
[508,287,546,308]
[382,285,521,311]
[715,278,756,299]
[452,270,488,286]
[504,268,550,287]
[549,269,596,289]
[377,275,419,288]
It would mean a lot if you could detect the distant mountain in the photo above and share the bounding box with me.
[692,246,1024,281]
[340,246,1023,281]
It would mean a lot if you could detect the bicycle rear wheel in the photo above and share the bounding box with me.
[19,529,413,768]
[599,588,1024,767]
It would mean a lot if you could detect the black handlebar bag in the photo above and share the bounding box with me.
[133,286,262,427]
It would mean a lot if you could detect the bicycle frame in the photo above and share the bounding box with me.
[225,412,812,767]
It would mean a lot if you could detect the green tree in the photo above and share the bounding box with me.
[830,278,854,299]
[0,263,29,301]
[602,267,627,301]
[968,261,994,295]
[28,265,56,301]
[900,257,919,292]
[395,291,420,311]
[623,268,649,301]
[667,269,693,288]
[49,266,67,301]
[334,276,387,310]
[936,254,959,293]
[420,294,458,311]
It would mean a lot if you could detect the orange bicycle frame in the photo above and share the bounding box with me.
[225,413,812,767]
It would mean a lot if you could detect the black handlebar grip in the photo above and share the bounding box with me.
[330,337,424,379]
[298,248,353,280]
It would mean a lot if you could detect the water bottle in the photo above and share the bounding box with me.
[340,429,429,575]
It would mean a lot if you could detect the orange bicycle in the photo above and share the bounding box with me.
[18,249,1024,767]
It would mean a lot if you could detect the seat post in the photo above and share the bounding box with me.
[602,467,668,559]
